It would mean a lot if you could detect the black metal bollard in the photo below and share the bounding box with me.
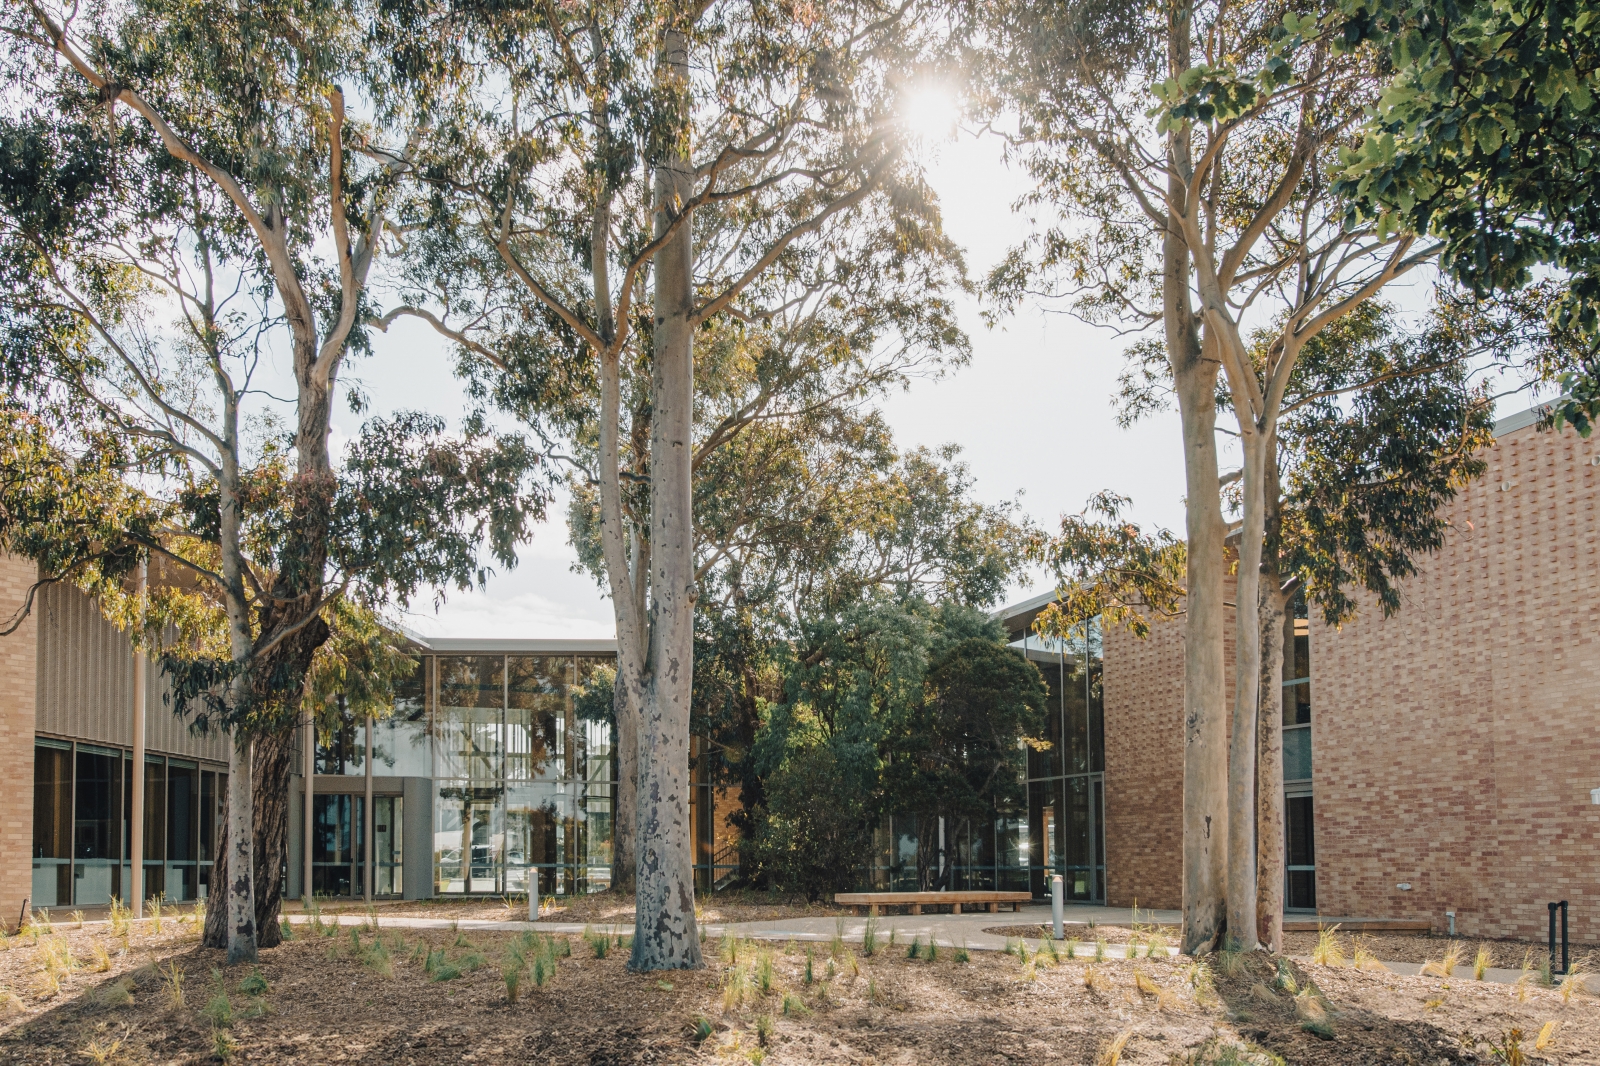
[1548,900,1569,977]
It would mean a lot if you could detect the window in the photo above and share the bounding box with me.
[32,740,222,907]
[1282,595,1315,909]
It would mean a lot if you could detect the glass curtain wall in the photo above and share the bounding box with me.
[433,654,613,896]
[1022,619,1105,901]
[32,739,223,908]
[854,619,1103,898]
[1283,595,1316,910]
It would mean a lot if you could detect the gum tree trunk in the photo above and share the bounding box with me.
[1226,423,1266,949]
[1165,5,1228,956]
[252,731,291,948]
[1256,579,1289,954]
[1256,442,1290,953]
[628,22,703,972]
[612,676,638,893]
[223,730,256,963]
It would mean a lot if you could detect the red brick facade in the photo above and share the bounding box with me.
[1314,421,1600,942]
[1100,420,1600,941]
[0,553,38,931]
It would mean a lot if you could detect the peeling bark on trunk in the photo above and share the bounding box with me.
[612,676,638,894]
[1256,580,1289,954]
[224,729,256,964]
[628,23,703,973]
[1255,442,1289,954]
[1165,9,1228,954]
[252,730,291,949]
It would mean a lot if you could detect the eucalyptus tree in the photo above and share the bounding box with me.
[381,0,950,969]
[984,1,1440,951]
[0,0,547,960]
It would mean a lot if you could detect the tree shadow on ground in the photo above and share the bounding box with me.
[1210,952,1475,1066]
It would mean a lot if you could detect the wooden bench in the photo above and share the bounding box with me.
[834,891,1033,916]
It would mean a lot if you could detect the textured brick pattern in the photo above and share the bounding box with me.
[1103,575,1236,911]
[0,553,37,931]
[1314,423,1600,941]
[1103,613,1185,909]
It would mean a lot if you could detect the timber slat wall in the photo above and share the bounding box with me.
[35,582,229,763]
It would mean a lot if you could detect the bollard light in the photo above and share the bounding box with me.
[1051,874,1064,941]
[529,868,540,922]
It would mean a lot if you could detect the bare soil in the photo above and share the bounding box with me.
[1,915,1596,1065]
[294,890,848,927]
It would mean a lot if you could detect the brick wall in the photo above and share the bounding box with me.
[1314,422,1600,941]
[0,553,38,931]
[1103,575,1236,911]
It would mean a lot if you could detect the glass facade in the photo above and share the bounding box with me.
[1283,597,1316,910]
[32,738,224,908]
[431,654,613,896]
[1022,620,1105,900]
[853,619,1104,899]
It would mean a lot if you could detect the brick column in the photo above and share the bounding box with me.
[0,553,38,931]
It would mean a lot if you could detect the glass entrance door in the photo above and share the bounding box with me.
[466,799,500,894]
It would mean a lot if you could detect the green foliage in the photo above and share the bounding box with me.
[1335,0,1600,431]
[1028,492,1186,641]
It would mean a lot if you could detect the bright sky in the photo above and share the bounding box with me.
[338,115,1546,640]
[337,127,1195,640]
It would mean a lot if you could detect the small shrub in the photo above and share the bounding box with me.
[586,927,611,959]
[89,943,112,973]
[830,920,845,959]
[458,950,489,973]
[953,941,970,964]
[146,898,161,934]
[238,969,268,997]
[755,1012,774,1046]
[203,991,233,1029]
[1218,945,1245,977]
[502,959,523,1003]
[803,947,814,985]
[1093,938,1107,963]
[866,976,884,1003]
[211,1028,238,1063]
[71,911,85,930]
[108,899,130,940]
[887,925,898,949]
[1040,936,1060,964]
[1064,938,1078,959]
[906,937,921,960]
[925,938,939,963]
[860,919,878,958]
[1474,943,1493,980]
[1488,1027,1525,1066]
[781,992,810,1016]
[1352,940,1387,972]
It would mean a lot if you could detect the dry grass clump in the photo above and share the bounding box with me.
[1094,1028,1133,1066]
[1419,941,1463,978]
[1311,924,1345,967]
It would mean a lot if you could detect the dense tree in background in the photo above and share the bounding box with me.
[746,603,1042,900]
[881,637,1047,890]
[688,442,1024,857]
[1335,0,1600,431]
[0,0,547,960]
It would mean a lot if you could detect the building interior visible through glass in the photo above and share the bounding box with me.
[1283,595,1316,911]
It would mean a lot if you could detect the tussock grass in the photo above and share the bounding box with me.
[1311,924,1345,967]
[1420,941,1463,979]
[1094,1029,1133,1066]
[1474,943,1493,980]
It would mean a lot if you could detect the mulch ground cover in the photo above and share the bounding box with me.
[1,912,1595,1064]
[317,890,849,927]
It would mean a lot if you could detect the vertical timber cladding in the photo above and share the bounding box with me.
[34,583,228,763]
[1314,420,1600,943]
[1099,571,1237,912]
[0,553,38,930]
